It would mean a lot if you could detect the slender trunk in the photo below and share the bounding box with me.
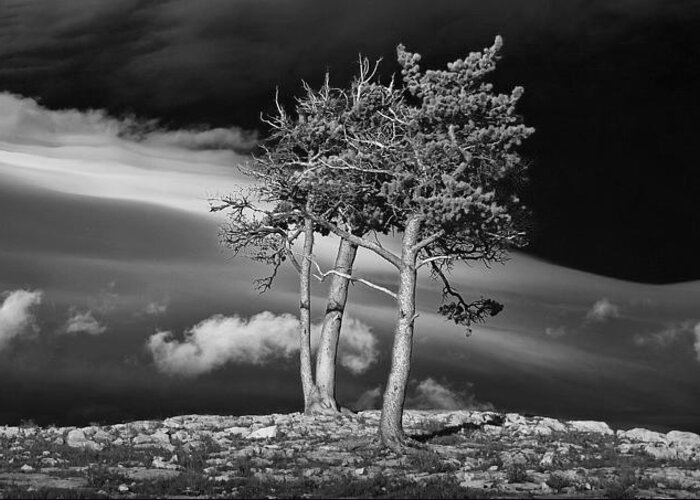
[314,239,358,411]
[299,216,317,412]
[379,216,421,450]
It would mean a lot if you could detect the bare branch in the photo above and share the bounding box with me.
[306,214,402,269]
[416,254,455,269]
[309,256,397,300]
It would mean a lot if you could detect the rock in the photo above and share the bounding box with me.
[171,430,191,443]
[66,429,102,451]
[132,434,153,445]
[538,417,567,433]
[92,430,113,443]
[459,472,492,489]
[667,431,700,448]
[505,413,527,426]
[2,408,699,498]
[65,429,86,447]
[303,467,323,478]
[0,427,21,438]
[152,430,171,446]
[619,428,667,443]
[225,426,249,437]
[247,425,277,440]
[152,456,181,470]
[539,451,555,467]
[567,420,613,435]
[643,445,678,460]
[116,467,181,481]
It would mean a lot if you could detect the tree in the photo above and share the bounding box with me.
[296,36,533,450]
[217,36,532,452]
[215,64,394,413]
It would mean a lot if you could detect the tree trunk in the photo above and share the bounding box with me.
[313,238,358,412]
[379,216,421,451]
[299,217,318,412]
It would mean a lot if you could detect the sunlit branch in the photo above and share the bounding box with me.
[308,256,398,300]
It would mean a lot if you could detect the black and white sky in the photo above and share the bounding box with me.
[0,0,698,431]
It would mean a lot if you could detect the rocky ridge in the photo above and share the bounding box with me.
[0,410,698,498]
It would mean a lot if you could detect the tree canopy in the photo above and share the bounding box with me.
[216,36,533,450]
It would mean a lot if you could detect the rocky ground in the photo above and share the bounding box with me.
[0,409,698,498]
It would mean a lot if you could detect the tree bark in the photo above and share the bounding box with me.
[299,217,318,412]
[313,238,358,412]
[379,216,421,451]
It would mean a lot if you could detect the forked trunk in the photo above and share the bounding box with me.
[379,217,421,450]
[299,217,319,412]
[313,239,358,412]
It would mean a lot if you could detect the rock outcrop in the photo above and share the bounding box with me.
[0,410,697,498]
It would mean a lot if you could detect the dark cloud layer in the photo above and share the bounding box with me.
[2,0,699,282]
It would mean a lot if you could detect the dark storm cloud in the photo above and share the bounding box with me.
[0,0,670,126]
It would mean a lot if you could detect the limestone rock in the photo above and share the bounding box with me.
[247,425,277,440]
[66,429,102,451]
[667,430,700,448]
[619,428,667,443]
[567,420,613,435]
[539,450,556,467]
[1,408,699,498]
[92,430,113,443]
[224,426,249,437]
[152,455,181,470]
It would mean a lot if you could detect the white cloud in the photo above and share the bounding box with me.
[144,300,169,316]
[0,92,256,152]
[0,289,43,350]
[147,311,380,377]
[633,321,693,347]
[633,328,680,347]
[586,298,620,322]
[405,378,494,411]
[352,386,382,410]
[545,326,567,338]
[336,318,379,375]
[147,312,300,377]
[64,310,107,336]
[634,320,700,363]
[140,128,258,152]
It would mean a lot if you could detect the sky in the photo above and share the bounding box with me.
[0,0,698,432]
